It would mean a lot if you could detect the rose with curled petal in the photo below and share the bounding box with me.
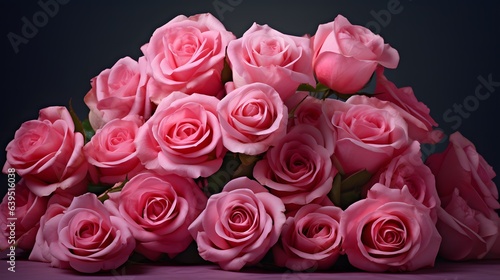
[188,177,286,271]
[426,131,500,260]
[40,193,135,273]
[312,14,399,94]
[217,82,288,155]
[104,171,207,260]
[321,95,409,175]
[272,204,343,271]
[341,183,441,272]
[84,56,152,130]
[0,179,48,251]
[135,92,225,178]
[141,13,235,104]
[2,106,88,197]
[227,23,316,101]
[84,115,145,185]
[366,141,441,223]
[373,67,443,144]
[253,124,335,210]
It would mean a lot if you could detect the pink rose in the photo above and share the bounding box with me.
[426,131,500,260]
[366,141,441,223]
[272,204,343,271]
[84,56,152,130]
[39,193,135,273]
[3,106,88,196]
[285,91,326,130]
[84,115,145,185]
[136,92,225,178]
[312,14,399,94]
[227,23,315,101]
[374,67,443,144]
[321,95,409,175]
[188,177,286,271]
[0,179,48,251]
[253,124,335,209]
[341,183,441,272]
[217,82,288,155]
[29,193,74,263]
[104,171,207,260]
[141,13,235,103]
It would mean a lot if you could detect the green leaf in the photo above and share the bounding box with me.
[221,50,232,84]
[341,169,372,192]
[340,189,362,209]
[81,119,95,143]
[328,173,342,207]
[315,82,330,92]
[203,152,241,196]
[68,99,84,135]
[297,83,317,92]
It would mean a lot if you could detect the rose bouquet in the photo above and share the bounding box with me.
[2,12,500,274]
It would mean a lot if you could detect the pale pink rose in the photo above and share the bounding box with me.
[272,204,343,271]
[29,193,73,263]
[321,96,409,175]
[188,177,286,271]
[39,193,135,273]
[141,13,235,104]
[0,179,48,251]
[312,14,399,94]
[217,82,288,155]
[341,183,441,272]
[104,171,207,260]
[366,141,441,223]
[227,23,315,101]
[3,106,88,196]
[84,115,145,185]
[84,56,152,130]
[136,92,225,178]
[285,91,325,130]
[374,67,443,144]
[253,124,335,210]
[426,132,500,260]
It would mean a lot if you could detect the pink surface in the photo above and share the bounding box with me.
[1,254,500,280]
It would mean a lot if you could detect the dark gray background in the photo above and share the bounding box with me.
[1,0,499,198]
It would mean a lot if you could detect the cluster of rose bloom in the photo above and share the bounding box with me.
[2,13,500,274]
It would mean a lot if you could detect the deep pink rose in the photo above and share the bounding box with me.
[217,82,288,155]
[84,115,145,185]
[141,13,235,103]
[254,124,335,210]
[29,193,74,263]
[3,106,88,196]
[136,92,225,178]
[104,171,207,260]
[374,67,443,144]
[366,141,441,223]
[426,131,500,260]
[0,179,48,251]
[321,96,409,175]
[341,183,441,272]
[39,193,135,273]
[188,177,286,271]
[312,14,399,94]
[227,23,315,101]
[84,56,152,130]
[272,204,343,271]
